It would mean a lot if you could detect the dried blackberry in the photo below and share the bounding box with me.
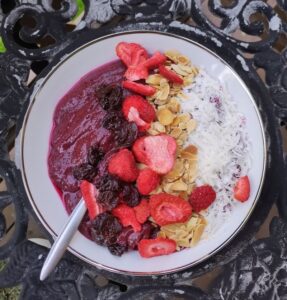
[108,243,126,256]
[122,184,140,207]
[98,84,123,110]
[90,212,122,246]
[102,111,124,131]
[95,174,121,193]
[97,191,119,210]
[87,145,104,166]
[127,222,153,250]
[73,163,97,182]
[114,122,138,147]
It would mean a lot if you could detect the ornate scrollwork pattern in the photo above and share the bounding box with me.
[0,0,286,298]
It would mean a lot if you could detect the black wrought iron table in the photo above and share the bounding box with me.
[0,0,287,299]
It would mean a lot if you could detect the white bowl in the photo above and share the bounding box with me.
[20,31,266,275]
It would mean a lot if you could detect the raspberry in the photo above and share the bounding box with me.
[189,185,216,212]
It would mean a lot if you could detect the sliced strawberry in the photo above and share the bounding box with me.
[189,185,216,212]
[122,95,156,131]
[133,199,150,223]
[159,65,184,84]
[149,193,192,226]
[138,237,176,258]
[112,204,141,232]
[143,51,167,69]
[108,149,139,182]
[80,180,104,220]
[126,107,150,131]
[132,135,177,174]
[137,168,160,195]
[123,81,156,96]
[116,42,148,67]
[234,176,250,202]
[124,65,149,81]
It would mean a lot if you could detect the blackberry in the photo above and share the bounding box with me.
[102,111,124,131]
[73,163,97,182]
[95,174,121,193]
[90,212,122,246]
[87,145,104,166]
[97,191,119,210]
[108,243,126,256]
[98,84,123,110]
[114,121,138,147]
[122,184,140,207]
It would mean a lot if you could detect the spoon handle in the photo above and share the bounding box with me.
[40,199,87,281]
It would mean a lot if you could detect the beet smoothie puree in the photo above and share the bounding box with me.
[48,61,125,215]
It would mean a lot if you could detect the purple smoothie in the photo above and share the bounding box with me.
[48,60,125,215]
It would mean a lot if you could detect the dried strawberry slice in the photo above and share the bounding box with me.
[143,51,166,69]
[80,180,104,220]
[136,168,160,195]
[132,135,176,174]
[123,81,156,96]
[108,149,139,182]
[122,95,156,131]
[112,204,141,232]
[133,199,150,224]
[138,237,176,258]
[233,176,250,202]
[116,42,148,67]
[159,65,184,84]
[149,193,192,226]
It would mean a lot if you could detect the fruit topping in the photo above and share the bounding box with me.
[149,193,192,226]
[102,112,138,147]
[124,65,149,81]
[122,95,156,123]
[143,51,167,69]
[108,149,139,182]
[123,81,156,96]
[138,237,176,258]
[122,95,156,131]
[134,199,150,223]
[108,243,127,256]
[80,180,104,220]
[158,65,184,84]
[132,134,177,174]
[110,222,154,255]
[116,42,148,67]
[98,84,123,110]
[112,204,141,232]
[90,212,122,246]
[233,176,250,202]
[121,184,140,207]
[136,168,160,195]
[97,191,119,211]
[95,174,121,193]
[114,122,138,147]
[87,145,105,166]
[189,185,216,212]
[73,163,97,182]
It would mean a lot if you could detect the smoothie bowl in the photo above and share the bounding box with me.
[20,32,266,275]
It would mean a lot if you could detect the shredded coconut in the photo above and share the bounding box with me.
[180,69,251,235]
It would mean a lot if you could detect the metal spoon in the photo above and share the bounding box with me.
[40,199,86,281]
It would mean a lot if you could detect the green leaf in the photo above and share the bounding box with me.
[74,0,85,20]
[0,37,6,53]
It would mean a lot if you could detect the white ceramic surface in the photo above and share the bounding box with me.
[20,31,266,275]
